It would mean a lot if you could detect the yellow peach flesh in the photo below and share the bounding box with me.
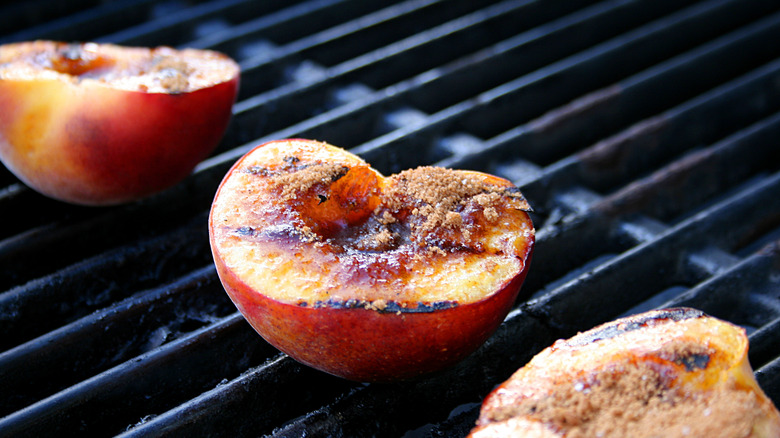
[209,139,533,306]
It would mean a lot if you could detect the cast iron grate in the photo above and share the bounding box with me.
[1,0,779,436]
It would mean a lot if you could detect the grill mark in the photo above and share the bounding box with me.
[565,308,706,347]
[225,223,321,244]
[676,353,711,371]
[225,222,485,257]
[306,298,459,313]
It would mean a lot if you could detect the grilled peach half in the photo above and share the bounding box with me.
[0,41,239,205]
[208,139,534,382]
[470,308,780,438]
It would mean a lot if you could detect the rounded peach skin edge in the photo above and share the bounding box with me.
[212,243,532,382]
[0,73,238,205]
[207,138,534,382]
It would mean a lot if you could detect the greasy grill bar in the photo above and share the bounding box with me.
[1,0,779,436]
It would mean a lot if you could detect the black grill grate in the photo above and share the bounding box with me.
[1,0,779,436]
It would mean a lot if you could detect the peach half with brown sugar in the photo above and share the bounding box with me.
[208,139,534,382]
[0,41,239,205]
[470,308,780,438]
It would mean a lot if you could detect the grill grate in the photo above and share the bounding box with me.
[1,0,779,436]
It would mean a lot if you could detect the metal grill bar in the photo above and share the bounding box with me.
[117,354,357,437]
[0,265,228,415]
[354,0,780,171]
[98,0,278,47]
[0,213,213,349]
[225,0,690,155]
[483,57,780,213]
[0,0,159,44]
[0,312,267,436]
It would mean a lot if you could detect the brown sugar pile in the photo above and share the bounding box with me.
[379,166,529,235]
[479,338,764,438]
[268,159,350,204]
[263,163,530,254]
[497,360,760,437]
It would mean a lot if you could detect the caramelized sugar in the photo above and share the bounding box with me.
[258,162,530,260]
[49,43,115,77]
[211,141,534,306]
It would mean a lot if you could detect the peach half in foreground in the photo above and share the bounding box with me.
[470,308,780,438]
[0,41,239,205]
[208,139,535,382]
